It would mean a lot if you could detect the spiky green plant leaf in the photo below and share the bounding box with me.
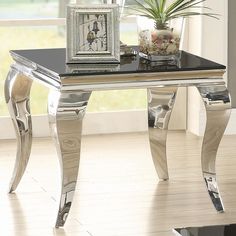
[131,0,218,29]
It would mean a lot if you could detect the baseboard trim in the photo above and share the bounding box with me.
[3,108,235,139]
[0,109,187,139]
[225,109,236,135]
[188,108,236,136]
[0,110,149,139]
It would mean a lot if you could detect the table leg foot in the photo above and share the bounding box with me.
[147,87,178,180]
[48,90,91,227]
[203,172,224,212]
[5,67,33,193]
[197,84,231,212]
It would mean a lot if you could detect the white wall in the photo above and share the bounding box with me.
[228,1,236,108]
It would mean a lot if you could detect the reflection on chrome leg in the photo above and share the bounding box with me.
[5,67,33,193]
[197,84,231,212]
[204,172,224,212]
[48,90,91,227]
[147,87,177,180]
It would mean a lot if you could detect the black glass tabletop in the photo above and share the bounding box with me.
[173,224,236,236]
[11,47,225,77]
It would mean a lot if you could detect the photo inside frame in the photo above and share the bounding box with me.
[78,13,108,52]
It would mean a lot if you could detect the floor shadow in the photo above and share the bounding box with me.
[9,193,29,236]
[148,181,176,235]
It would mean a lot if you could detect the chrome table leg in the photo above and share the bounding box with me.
[5,67,33,193]
[48,90,91,227]
[197,84,231,212]
[147,87,178,180]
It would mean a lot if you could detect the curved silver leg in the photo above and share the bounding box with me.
[5,67,33,193]
[147,87,178,180]
[48,90,91,227]
[197,84,231,212]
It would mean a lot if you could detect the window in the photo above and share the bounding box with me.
[0,0,146,116]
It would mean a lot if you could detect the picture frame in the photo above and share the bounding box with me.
[66,4,120,64]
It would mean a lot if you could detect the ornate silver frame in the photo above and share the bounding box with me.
[66,4,120,63]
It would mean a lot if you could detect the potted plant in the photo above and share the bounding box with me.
[132,0,218,62]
